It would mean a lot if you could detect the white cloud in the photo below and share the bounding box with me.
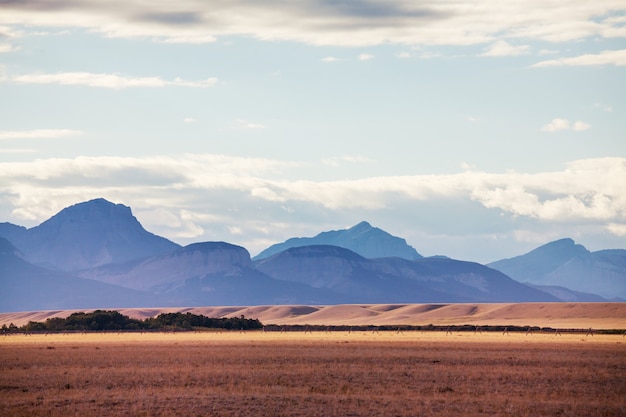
[541,118,591,132]
[0,43,19,53]
[532,49,626,68]
[136,208,204,239]
[228,226,243,235]
[481,40,530,57]
[593,103,613,113]
[1,154,624,223]
[606,223,626,237]
[183,117,196,123]
[2,72,217,89]
[0,129,84,140]
[1,154,625,256]
[541,118,570,132]
[358,53,375,61]
[572,120,591,131]
[396,52,411,59]
[223,119,267,130]
[1,1,624,47]
[321,56,339,62]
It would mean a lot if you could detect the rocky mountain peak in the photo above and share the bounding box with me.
[9,198,181,271]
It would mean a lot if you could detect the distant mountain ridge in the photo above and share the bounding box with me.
[1,198,623,312]
[77,241,342,306]
[488,238,626,300]
[254,221,422,260]
[255,245,557,303]
[0,237,164,312]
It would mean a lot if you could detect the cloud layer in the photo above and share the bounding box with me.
[1,155,624,250]
[532,49,626,67]
[1,1,624,47]
[1,72,217,89]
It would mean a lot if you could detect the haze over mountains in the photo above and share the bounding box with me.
[254,221,422,261]
[0,237,162,312]
[0,198,180,271]
[1,198,624,312]
[488,239,626,300]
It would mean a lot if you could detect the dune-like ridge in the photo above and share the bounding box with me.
[1,303,625,329]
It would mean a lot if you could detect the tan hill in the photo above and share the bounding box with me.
[2,303,624,329]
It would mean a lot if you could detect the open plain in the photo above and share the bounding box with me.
[1,331,625,417]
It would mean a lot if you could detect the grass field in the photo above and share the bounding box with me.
[1,331,625,416]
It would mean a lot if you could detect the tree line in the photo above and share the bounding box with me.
[1,310,263,333]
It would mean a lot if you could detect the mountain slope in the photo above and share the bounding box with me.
[6,198,181,271]
[0,238,162,312]
[77,242,342,306]
[3,198,621,311]
[255,245,558,303]
[525,284,607,302]
[0,222,27,243]
[488,239,626,299]
[254,221,422,260]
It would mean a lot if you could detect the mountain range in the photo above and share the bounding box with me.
[487,238,626,300]
[254,221,422,260]
[1,198,624,312]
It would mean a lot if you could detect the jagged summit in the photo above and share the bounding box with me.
[38,199,136,232]
[5,198,181,271]
[349,221,373,233]
[253,221,422,261]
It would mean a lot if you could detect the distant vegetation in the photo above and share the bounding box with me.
[2,310,622,335]
[1,310,263,333]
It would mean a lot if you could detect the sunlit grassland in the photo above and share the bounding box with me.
[1,331,625,416]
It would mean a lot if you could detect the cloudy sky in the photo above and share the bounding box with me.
[1,1,625,262]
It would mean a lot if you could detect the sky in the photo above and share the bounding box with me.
[0,1,625,263]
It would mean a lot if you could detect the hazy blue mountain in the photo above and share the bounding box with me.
[4,198,622,312]
[525,283,607,302]
[488,239,626,299]
[0,222,27,243]
[255,245,558,303]
[0,238,163,312]
[5,198,181,271]
[254,221,422,261]
[78,241,342,306]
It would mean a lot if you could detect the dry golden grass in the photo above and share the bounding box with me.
[1,331,625,416]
